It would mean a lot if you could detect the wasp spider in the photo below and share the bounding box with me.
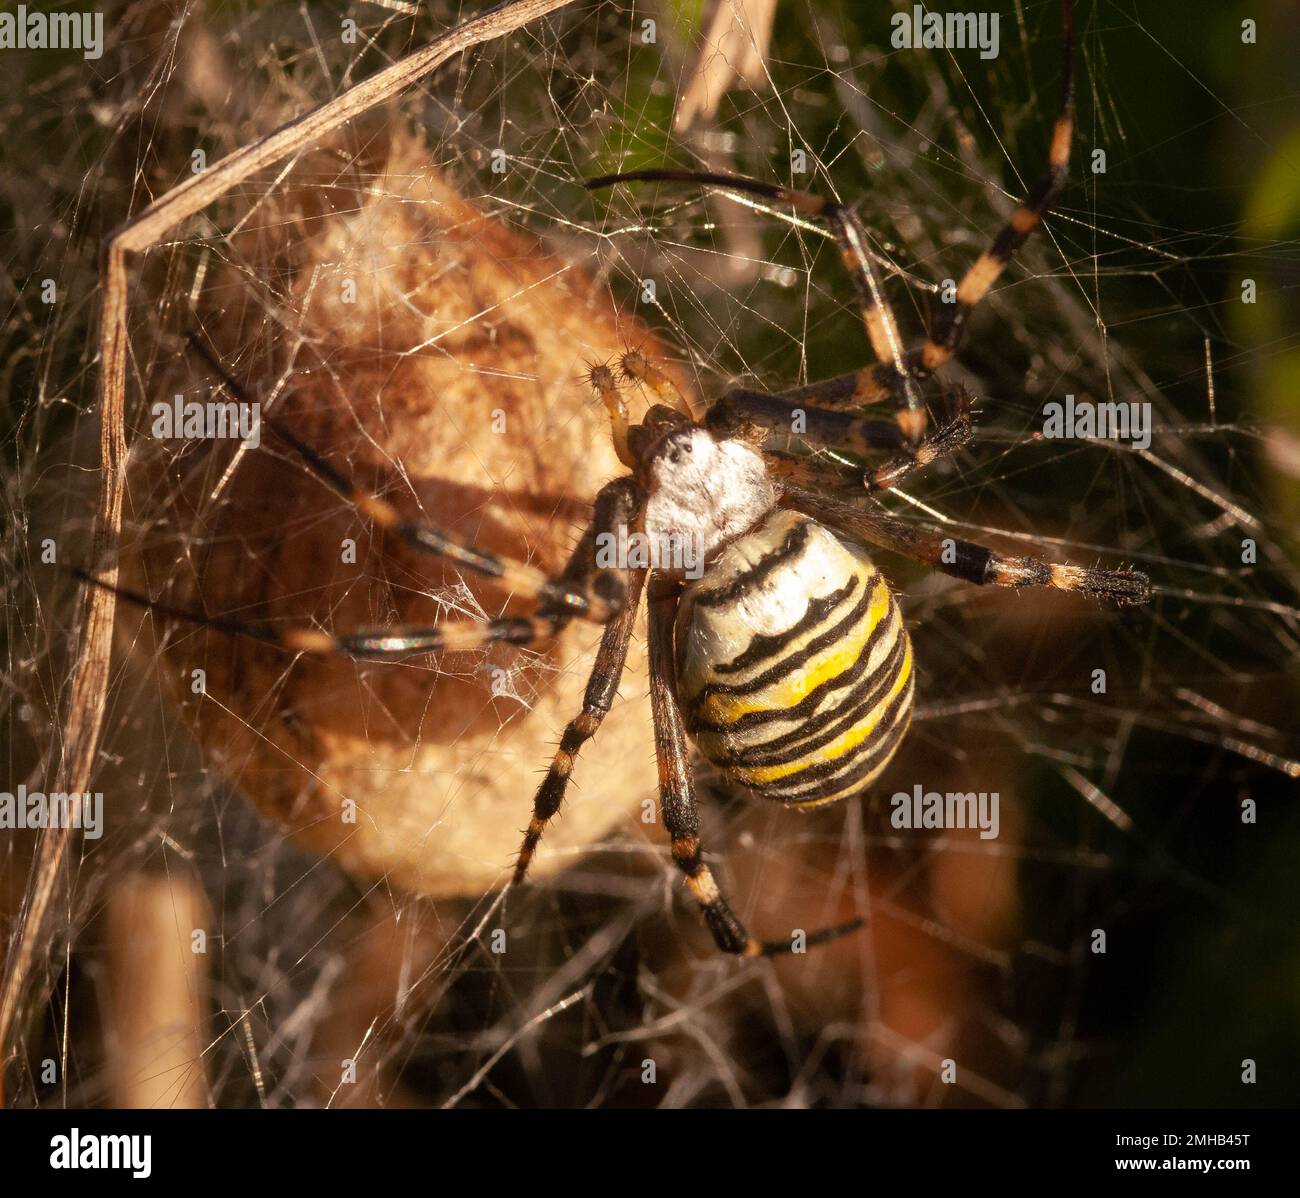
[88,0,1148,958]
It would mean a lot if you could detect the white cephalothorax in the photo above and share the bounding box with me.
[641,428,778,572]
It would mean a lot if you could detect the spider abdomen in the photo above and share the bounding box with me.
[674,509,915,807]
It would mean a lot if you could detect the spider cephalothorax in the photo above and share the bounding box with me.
[90,0,1148,958]
[633,407,778,564]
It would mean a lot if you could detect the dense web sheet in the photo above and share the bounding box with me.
[3,0,1299,1108]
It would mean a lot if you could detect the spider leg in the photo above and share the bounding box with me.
[511,477,647,882]
[75,569,561,657]
[586,170,927,443]
[512,568,646,887]
[783,486,1151,606]
[647,577,865,957]
[185,333,614,623]
[551,477,646,622]
[587,362,636,469]
[80,477,649,663]
[709,387,974,492]
[708,387,908,454]
[774,366,910,412]
[619,348,700,421]
[764,388,975,495]
[919,0,1076,375]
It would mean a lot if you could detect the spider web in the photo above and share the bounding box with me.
[4,0,1300,1109]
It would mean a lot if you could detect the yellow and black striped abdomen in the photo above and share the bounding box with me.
[675,509,913,807]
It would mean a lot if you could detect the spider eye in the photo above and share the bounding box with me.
[663,432,695,466]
